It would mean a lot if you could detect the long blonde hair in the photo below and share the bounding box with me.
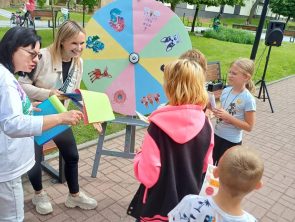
[164,59,208,107]
[49,20,86,67]
[231,58,255,94]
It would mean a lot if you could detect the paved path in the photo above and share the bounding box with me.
[0,9,12,18]
[0,8,54,29]
[23,76,295,221]
[0,19,52,29]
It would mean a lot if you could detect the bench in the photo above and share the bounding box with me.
[31,9,58,28]
[42,140,65,183]
[232,23,257,31]
[206,61,223,99]
[285,30,295,43]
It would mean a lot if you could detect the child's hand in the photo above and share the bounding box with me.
[93,122,103,134]
[135,147,142,153]
[212,108,232,123]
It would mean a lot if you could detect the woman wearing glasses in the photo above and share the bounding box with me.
[0,27,83,221]
[18,20,97,215]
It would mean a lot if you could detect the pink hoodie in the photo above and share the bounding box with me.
[134,104,214,203]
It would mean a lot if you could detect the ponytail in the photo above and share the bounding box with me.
[246,79,256,95]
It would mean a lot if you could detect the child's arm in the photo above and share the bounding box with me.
[203,119,214,171]
[134,133,161,188]
[213,108,256,132]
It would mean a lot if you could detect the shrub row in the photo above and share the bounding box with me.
[203,27,255,44]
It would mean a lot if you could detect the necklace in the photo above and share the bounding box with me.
[222,88,243,111]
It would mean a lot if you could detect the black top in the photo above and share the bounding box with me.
[62,60,72,82]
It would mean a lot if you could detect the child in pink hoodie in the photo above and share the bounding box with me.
[127,59,214,222]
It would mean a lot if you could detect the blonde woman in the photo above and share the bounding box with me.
[18,21,97,215]
[127,59,214,222]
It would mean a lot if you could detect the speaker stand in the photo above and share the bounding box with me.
[255,45,274,113]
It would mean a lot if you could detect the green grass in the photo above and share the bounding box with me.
[0,28,55,47]
[0,15,8,20]
[190,33,295,83]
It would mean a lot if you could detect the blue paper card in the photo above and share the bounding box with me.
[34,95,69,145]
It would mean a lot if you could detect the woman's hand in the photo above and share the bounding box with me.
[32,101,41,112]
[49,89,63,97]
[59,110,83,126]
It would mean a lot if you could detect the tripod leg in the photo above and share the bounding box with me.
[262,83,274,113]
[262,82,266,102]
[255,80,262,86]
[257,80,264,99]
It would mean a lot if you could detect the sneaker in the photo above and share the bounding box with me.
[65,191,97,210]
[32,191,53,215]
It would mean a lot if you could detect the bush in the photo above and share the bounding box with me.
[203,27,255,45]
[38,0,46,8]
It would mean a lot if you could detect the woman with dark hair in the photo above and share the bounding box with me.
[0,26,83,221]
[18,21,97,215]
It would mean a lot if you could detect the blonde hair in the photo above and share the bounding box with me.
[218,145,264,197]
[231,58,255,94]
[164,59,208,106]
[179,49,207,72]
[49,20,86,67]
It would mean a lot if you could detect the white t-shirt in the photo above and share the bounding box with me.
[168,195,257,222]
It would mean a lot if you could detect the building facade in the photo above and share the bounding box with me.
[175,0,274,19]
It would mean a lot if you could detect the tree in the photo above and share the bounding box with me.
[269,0,295,24]
[37,0,47,8]
[185,0,245,32]
[247,0,261,24]
[186,0,218,32]
[162,0,182,12]
[82,0,98,13]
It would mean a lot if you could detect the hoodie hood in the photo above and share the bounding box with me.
[149,105,206,144]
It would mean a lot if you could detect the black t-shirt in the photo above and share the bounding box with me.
[62,60,72,82]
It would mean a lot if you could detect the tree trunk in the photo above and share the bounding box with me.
[170,3,176,12]
[219,5,224,14]
[190,4,199,33]
[286,15,290,25]
[248,0,260,24]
